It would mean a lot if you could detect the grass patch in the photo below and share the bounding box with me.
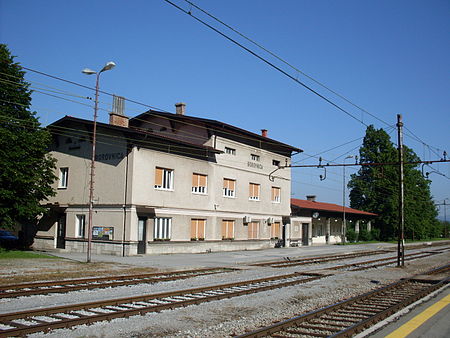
[0,249,59,259]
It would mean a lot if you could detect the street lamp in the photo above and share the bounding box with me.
[82,61,116,263]
[342,155,354,244]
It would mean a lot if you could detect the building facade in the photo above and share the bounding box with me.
[34,104,300,255]
[291,196,377,245]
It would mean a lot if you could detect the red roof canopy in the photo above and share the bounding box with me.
[291,198,377,217]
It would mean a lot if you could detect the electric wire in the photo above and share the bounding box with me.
[182,0,393,129]
[163,0,369,127]
[4,69,301,150]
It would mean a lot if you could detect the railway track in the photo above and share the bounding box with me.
[0,267,235,299]
[0,271,326,337]
[330,250,442,271]
[253,246,450,269]
[236,264,450,338]
[251,250,390,268]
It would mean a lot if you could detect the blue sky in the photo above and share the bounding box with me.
[2,0,449,219]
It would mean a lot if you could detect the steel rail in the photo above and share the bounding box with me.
[0,267,234,299]
[0,272,327,337]
[251,250,390,267]
[330,251,439,271]
[252,244,450,269]
[235,264,450,338]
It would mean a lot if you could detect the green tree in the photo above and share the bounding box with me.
[348,125,438,240]
[0,44,56,231]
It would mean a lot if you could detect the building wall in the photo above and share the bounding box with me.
[35,127,294,255]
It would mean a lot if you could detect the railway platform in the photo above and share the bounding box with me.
[365,285,450,338]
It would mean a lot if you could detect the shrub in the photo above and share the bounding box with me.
[346,228,357,242]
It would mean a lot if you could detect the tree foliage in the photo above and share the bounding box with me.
[348,125,438,240]
[0,44,56,229]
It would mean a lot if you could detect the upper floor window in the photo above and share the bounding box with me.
[155,167,173,190]
[271,187,281,203]
[251,154,260,162]
[225,147,236,155]
[272,159,280,167]
[249,183,260,201]
[58,167,69,189]
[223,178,236,198]
[192,173,207,194]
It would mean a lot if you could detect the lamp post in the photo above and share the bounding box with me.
[342,155,354,244]
[82,61,116,263]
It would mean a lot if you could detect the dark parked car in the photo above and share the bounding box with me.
[0,230,19,249]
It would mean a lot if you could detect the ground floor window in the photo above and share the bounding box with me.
[221,220,234,240]
[190,219,206,240]
[154,217,171,240]
[248,221,259,239]
[270,222,280,239]
[75,214,85,238]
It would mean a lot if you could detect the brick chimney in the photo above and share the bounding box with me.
[261,129,268,137]
[306,195,316,202]
[175,102,186,115]
[109,95,129,128]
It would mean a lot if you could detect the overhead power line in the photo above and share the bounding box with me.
[181,0,393,129]
[163,0,369,127]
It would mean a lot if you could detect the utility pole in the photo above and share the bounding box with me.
[436,199,449,237]
[397,114,405,267]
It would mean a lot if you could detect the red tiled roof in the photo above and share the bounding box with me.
[291,198,377,217]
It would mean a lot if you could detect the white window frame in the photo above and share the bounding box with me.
[272,187,281,203]
[249,183,260,201]
[58,167,69,189]
[223,178,236,198]
[225,147,236,155]
[154,217,172,240]
[155,168,174,190]
[75,214,86,238]
[192,173,207,195]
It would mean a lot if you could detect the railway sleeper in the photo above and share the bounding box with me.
[320,315,361,323]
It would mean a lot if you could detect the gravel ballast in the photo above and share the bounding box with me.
[1,243,448,337]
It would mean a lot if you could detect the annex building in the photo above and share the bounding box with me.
[34,103,301,255]
[291,196,377,245]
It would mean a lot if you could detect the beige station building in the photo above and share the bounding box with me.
[34,103,302,255]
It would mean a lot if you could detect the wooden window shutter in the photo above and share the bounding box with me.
[199,174,207,188]
[223,178,229,189]
[221,221,227,238]
[228,221,234,238]
[190,219,197,239]
[198,219,205,239]
[155,168,163,186]
[192,173,198,187]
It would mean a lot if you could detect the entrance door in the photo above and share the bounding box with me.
[56,215,66,249]
[137,217,147,254]
[302,223,309,246]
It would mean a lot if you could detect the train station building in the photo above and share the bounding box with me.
[290,196,377,245]
[34,103,301,255]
